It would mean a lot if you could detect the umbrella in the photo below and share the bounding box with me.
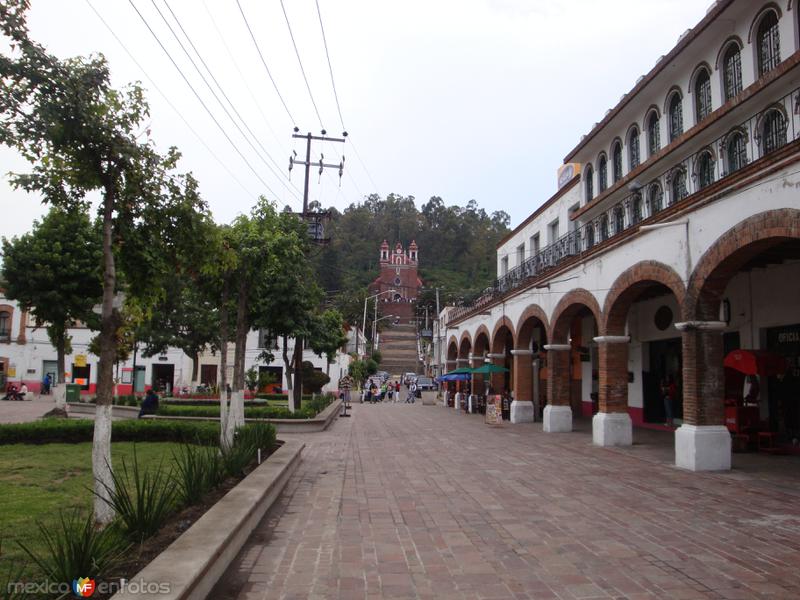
[445,367,474,375]
[723,349,788,376]
[437,373,471,382]
[469,363,509,375]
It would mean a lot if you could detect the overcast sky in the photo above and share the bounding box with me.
[0,0,711,241]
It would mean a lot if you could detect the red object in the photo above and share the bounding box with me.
[725,405,760,433]
[723,349,788,376]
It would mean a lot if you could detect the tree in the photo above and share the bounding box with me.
[0,3,209,524]
[1,206,102,385]
[308,308,348,376]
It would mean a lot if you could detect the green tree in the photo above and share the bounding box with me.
[0,2,208,524]
[1,207,102,385]
[308,308,348,376]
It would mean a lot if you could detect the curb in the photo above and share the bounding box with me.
[110,438,304,600]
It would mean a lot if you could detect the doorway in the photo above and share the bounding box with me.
[645,338,682,424]
[151,363,175,395]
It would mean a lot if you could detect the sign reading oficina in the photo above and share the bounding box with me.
[485,395,501,425]
[74,354,87,368]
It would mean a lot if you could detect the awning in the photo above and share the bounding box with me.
[469,363,509,375]
[723,349,788,376]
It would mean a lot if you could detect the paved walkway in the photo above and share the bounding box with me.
[0,395,55,423]
[217,403,800,600]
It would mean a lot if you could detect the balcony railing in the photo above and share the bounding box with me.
[449,85,800,323]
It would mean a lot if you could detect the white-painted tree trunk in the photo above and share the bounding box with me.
[53,384,66,409]
[219,390,232,448]
[92,403,115,525]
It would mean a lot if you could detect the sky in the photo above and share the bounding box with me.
[0,0,711,242]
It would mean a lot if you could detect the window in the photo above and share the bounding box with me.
[647,182,663,215]
[585,222,595,249]
[694,68,712,122]
[599,215,610,242]
[500,256,508,276]
[726,131,747,174]
[530,233,540,255]
[722,44,742,101]
[612,142,623,182]
[668,93,683,141]
[631,193,643,224]
[548,219,559,244]
[584,164,594,202]
[696,150,715,190]
[598,154,608,192]
[757,11,780,76]
[761,110,787,155]
[613,205,625,234]
[0,310,9,341]
[647,112,660,156]
[516,244,525,266]
[628,127,640,169]
[670,169,688,202]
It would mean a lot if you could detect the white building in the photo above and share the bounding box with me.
[0,291,350,396]
[435,0,800,471]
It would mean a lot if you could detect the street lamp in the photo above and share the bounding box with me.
[361,289,396,357]
[372,314,395,353]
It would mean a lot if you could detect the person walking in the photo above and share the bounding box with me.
[42,373,51,395]
[406,380,417,404]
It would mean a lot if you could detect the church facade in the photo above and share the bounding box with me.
[370,240,423,323]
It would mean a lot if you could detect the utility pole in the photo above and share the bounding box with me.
[288,129,346,412]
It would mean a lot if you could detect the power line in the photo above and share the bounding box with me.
[235,0,297,128]
[315,0,345,132]
[161,0,299,201]
[126,0,280,198]
[150,0,298,202]
[85,0,256,199]
[279,0,324,131]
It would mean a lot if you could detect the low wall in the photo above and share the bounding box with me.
[110,439,304,600]
[67,403,140,419]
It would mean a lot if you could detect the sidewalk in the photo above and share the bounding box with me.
[0,395,56,423]
[216,403,800,599]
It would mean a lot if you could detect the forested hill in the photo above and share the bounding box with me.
[313,193,510,310]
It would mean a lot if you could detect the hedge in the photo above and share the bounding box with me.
[0,419,221,446]
[157,394,334,420]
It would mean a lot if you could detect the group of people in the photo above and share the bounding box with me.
[1,382,28,401]
[361,378,418,404]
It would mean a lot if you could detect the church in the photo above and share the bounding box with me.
[370,240,423,323]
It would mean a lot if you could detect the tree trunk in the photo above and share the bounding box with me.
[291,337,303,413]
[219,281,231,448]
[55,327,66,384]
[229,280,248,431]
[93,182,118,526]
[283,337,293,392]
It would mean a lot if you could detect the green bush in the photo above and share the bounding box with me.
[97,449,177,542]
[18,511,128,589]
[171,444,223,507]
[222,422,277,477]
[156,403,330,420]
[0,419,220,445]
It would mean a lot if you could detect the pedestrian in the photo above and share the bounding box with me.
[661,377,673,427]
[387,384,393,402]
[370,382,379,403]
[2,383,18,401]
[42,373,51,395]
[395,380,400,397]
[406,380,417,404]
[380,382,387,402]
[138,388,159,418]
[338,374,353,405]
[18,383,28,401]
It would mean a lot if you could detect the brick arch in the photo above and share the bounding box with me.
[516,305,549,349]
[490,316,515,353]
[458,332,473,358]
[686,209,800,320]
[447,338,458,357]
[602,261,686,335]
[549,288,602,343]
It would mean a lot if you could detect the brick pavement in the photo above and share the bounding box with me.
[0,395,55,423]
[217,403,800,600]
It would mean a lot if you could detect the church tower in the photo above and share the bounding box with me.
[370,240,422,322]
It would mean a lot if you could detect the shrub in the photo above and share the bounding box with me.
[0,419,220,445]
[97,448,177,542]
[221,422,276,477]
[156,404,316,420]
[171,444,223,507]
[18,511,128,588]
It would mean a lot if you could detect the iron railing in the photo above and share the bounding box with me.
[449,84,800,323]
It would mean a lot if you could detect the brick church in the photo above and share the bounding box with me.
[370,240,423,323]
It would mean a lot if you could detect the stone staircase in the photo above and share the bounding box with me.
[378,323,420,376]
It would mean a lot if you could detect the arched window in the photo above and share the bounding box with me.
[647,111,660,156]
[612,141,623,182]
[670,169,688,202]
[694,68,712,122]
[628,127,640,169]
[613,205,625,234]
[631,192,643,225]
[757,11,781,76]
[598,154,608,192]
[696,150,715,190]
[722,44,742,101]
[668,93,683,142]
[647,182,663,216]
[584,164,594,202]
[761,109,787,155]
[0,310,10,340]
[726,131,747,174]
[599,214,610,242]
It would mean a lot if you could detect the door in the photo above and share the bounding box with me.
[43,360,57,386]
[200,364,217,386]
[151,363,175,395]
[133,366,146,393]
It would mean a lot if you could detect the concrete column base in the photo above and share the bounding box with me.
[454,393,462,410]
[675,425,731,471]
[510,400,534,423]
[592,412,632,446]
[467,394,474,414]
[543,405,572,432]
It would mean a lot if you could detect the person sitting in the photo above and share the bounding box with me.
[2,384,18,401]
[18,383,28,401]
[138,389,159,418]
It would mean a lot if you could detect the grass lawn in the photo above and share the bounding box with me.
[0,442,185,584]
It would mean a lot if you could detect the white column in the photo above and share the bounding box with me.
[542,344,572,433]
[675,425,731,471]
